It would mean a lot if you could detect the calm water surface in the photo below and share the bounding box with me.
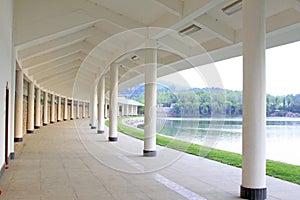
[157,117,300,166]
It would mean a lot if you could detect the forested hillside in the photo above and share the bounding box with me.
[122,84,300,117]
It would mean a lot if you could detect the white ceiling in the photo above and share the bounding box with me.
[14,0,300,100]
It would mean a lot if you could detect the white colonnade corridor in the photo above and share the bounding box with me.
[0,118,299,200]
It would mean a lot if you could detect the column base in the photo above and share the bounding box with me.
[57,120,61,122]
[0,164,5,178]
[9,153,15,160]
[76,117,79,119]
[97,130,104,134]
[143,150,156,157]
[71,118,74,120]
[240,186,267,200]
[43,123,48,126]
[63,119,67,121]
[108,137,118,142]
[27,130,34,134]
[14,138,23,142]
[50,121,55,124]
[91,126,96,129]
[34,126,40,129]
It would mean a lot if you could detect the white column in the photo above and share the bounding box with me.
[86,102,91,118]
[126,104,129,116]
[97,76,105,134]
[50,94,55,123]
[57,96,61,122]
[89,95,92,119]
[43,91,48,126]
[134,106,138,116]
[104,100,108,118]
[70,98,74,120]
[64,97,68,121]
[144,46,157,157]
[109,64,118,141]
[91,83,97,129]
[241,0,267,199]
[76,100,80,119]
[131,104,134,116]
[34,88,41,129]
[82,102,86,118]
[27,82,35,133]
[14,70,23,142]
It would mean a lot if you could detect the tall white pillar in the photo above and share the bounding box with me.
[89,94,92,120]
[14,70,23,142]
[64,98,68,121]
[82,102,86,118]
[43,91,48,126]
[104,100,108,118]
[91,83,97,129]
[34,88,41,129]
[50,94,55,123]
[57,96,61,122]
[144,46,157,157]
[97,76,105,134]
[27,82,35,133]
[126,104,129,116]
[130,104,134,116]
[76,100,80,119]
[241,0,267,199]
[109,64,118,141]
[70,98,74,120]
[88,102,90,118]
[134,106,138,116]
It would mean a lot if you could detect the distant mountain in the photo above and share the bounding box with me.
[120,83,175,99]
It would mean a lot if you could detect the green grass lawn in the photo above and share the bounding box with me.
[106,117,300,185]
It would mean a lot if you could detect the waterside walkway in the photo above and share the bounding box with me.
[0,119,299,200]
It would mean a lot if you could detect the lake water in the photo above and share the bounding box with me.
[157,117,300,166]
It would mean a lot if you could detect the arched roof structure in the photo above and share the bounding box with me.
[14,0,300,100]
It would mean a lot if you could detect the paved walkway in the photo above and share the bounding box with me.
[0,119,299,200]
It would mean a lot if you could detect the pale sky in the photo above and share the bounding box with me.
[168,41,300,96]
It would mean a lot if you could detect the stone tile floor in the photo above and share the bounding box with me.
[0,119,299,200]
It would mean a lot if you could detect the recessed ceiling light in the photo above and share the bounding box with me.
[131,55,139,61]
[222,0,242,16]
[179,24,202,36]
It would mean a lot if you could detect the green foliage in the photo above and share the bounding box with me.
[131,86,300,117]
[113,117,300,185]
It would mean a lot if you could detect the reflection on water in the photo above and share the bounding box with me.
[158,117,300,166]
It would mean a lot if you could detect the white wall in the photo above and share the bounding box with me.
[0,0,14,169]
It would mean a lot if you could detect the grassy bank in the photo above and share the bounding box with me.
[106,117,300,185]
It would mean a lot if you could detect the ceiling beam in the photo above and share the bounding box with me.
[81,0,145,29]
[37,70,78,85]
[194,13,235,44]
[37,70,77,84]
[27,52,85,73]
[153,0,183,16]
[17,26,101,60]
[48,80,74,90]
[15,0,144,46]
[42,78,74,90]
[32,61,80,80]
[21,41,91,69]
